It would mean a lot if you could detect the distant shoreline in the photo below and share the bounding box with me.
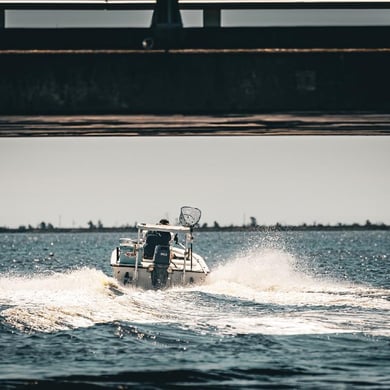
[1,223,389,234]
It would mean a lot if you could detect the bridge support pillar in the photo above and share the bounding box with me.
[203,9,221,27]
[149,0,183,49]
[151,0,182,28]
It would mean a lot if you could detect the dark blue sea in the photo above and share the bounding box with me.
[0,230,389,389]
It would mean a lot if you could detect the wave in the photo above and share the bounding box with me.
[0,268,146,332]
[0,249,389,336]
[196,248,390,336]
[201,248,390,308]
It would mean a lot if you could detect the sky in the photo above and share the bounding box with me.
[1,8,390,228]
[1,136,389,228]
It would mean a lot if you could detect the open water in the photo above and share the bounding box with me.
[0,230,389,389]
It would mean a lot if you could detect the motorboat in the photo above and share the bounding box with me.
[110,207,210,289]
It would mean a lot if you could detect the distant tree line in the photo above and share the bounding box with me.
[0,218,389,233]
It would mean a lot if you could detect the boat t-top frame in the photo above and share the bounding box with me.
[135,223,193,282]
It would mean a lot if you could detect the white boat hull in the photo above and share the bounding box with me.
[111,263,207,289]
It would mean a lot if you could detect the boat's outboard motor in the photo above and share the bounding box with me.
[151,245,170,289]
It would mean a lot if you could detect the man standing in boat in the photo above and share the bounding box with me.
[143,218,175,259]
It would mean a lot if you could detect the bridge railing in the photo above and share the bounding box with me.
[1,1,390,29]
[1,1,390,8]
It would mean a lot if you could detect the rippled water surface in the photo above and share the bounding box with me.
[0,231,389,389]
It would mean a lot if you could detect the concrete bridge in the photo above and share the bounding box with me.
[1,1,390,136]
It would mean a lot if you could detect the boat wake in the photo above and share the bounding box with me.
[198,248,390,336]
[202,248,389,307]
[0,249,389,337]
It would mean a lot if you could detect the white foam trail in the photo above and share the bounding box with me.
[206,248,311,290]
[190,248,390,336]
[0,268,168,332]
[207,315,347,336]
[201,248,390,310]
